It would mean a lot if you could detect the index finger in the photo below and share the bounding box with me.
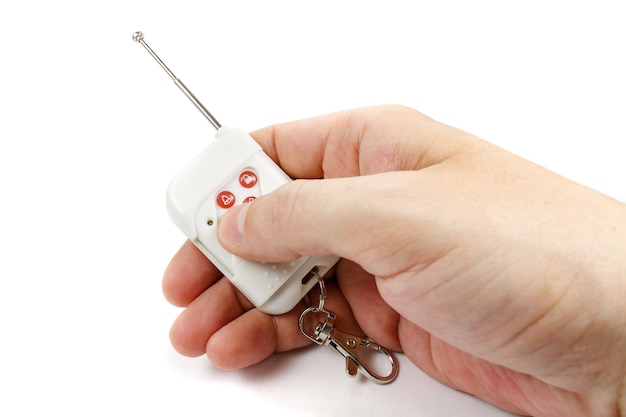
[249,108,351,179]
[249,105,473,180]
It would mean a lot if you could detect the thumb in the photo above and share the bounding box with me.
[217,172,435,278]
[217,178,350,261]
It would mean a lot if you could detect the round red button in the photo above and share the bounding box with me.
[217,191,235,209]
[243,196,256,204]
[239,170,258,188]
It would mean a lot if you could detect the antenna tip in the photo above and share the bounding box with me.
[132,31,144,42]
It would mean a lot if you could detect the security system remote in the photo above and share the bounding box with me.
[133,32,338,314]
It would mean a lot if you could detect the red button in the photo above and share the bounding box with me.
[217,191,235,209]
[243,196,256,204]
[239,170,258,188]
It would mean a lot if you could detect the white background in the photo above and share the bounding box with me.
[0,1,624,416]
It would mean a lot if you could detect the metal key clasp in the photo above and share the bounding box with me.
[299,305,399,384]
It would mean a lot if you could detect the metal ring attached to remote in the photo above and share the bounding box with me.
[299,275,399,384]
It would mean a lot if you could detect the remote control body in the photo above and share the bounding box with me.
[167,126,339,314]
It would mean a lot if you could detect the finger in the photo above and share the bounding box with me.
[162,240,223,307]
[205,306,310,370]
[169,276,253,357]
[335,260,402,351]
[206,283,361,370]
[250,105,468,179]
[250,107,374,179]
[217,171,439,277]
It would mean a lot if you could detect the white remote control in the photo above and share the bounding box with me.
[133,32,338,314]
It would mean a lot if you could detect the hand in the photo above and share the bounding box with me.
[163,105,626,417]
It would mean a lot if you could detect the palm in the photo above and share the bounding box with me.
[335,260,583,416]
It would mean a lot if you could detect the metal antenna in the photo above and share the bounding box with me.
[132,31,221,130]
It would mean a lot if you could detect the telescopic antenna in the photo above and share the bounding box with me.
[132,31,221,130]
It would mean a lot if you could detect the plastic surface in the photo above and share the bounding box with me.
[166,126,339,314]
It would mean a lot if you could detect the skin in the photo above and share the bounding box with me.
[162,105,626,417]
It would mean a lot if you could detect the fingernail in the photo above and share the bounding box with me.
[219,203,250,246]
